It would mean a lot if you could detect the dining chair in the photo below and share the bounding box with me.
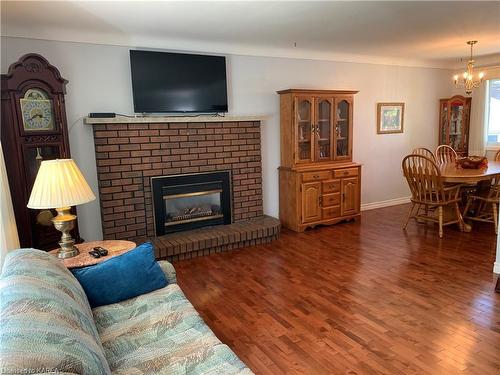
[412,147,436,161]
[402,154,463,238]
[463,177,500,234]
[435,145,458,164]
[495,149,500,161]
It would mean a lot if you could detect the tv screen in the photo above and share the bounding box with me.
[130,50,228,113]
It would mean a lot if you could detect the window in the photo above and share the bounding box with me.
[486,79,500,145]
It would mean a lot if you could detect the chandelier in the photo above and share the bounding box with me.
[454,41,484,95]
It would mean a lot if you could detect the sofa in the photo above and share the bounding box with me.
[0,249,252,374]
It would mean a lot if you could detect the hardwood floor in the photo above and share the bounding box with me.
[175,204,500,374]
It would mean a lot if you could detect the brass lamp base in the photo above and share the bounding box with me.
[52,207,79,259]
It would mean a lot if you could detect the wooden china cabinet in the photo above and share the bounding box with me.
[278,89,361,232]
[1,53,81,250]
[438,95,471,156]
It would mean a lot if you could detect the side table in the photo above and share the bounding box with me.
[49,240,136,269]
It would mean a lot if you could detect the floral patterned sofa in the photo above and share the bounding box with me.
[0,249,252,374]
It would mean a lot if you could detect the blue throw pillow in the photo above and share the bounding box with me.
[72,242,167,308]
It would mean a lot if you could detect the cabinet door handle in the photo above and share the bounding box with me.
[313,174,320,179]
[319,196,323,206]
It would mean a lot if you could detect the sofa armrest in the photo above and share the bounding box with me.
[158,260,177,284]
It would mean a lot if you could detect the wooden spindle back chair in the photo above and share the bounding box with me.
[412,147,436,161]
[402,154,464,237]
[495,149,500,161]
[435,145,458,164]
[463,176,500,234]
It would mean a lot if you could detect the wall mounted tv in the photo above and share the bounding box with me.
[130,50,228,113]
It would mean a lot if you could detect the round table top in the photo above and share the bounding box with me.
[439,161,500,183]
[50,240,136,269]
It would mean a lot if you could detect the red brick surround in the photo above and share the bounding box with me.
[92,121,263,240]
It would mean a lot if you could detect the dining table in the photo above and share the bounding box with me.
[439,161,500,232]
[439,161,500,184]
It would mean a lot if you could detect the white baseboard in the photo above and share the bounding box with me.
[361,196,411,211]
[494,262,500,275]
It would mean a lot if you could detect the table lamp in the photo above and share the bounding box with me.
[27,159,96,259]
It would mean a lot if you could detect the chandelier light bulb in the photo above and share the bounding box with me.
[463,72,468,79]
[479,72,485,79]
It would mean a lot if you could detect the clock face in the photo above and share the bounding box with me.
[20,89,55,131]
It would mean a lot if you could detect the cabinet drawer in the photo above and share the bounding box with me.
[323,206,341,219]
[333,168,358,178]
[302,170,331,182]
[322,193,340,207]
[322,180,340,194]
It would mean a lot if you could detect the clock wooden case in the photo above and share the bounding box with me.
[1,53,81,250]
[278,89,361,232]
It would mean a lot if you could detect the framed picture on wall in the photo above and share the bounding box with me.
[377,102,405,134]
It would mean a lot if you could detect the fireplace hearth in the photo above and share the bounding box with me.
[152,171,231,235]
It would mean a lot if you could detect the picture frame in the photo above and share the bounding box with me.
[377,102,405,134]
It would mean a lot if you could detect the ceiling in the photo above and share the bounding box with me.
[1,1,500,69]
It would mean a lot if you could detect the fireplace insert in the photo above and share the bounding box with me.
[151,171,232,235]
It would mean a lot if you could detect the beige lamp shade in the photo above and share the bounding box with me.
[28,159,96,209]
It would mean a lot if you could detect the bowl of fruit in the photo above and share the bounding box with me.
[455,156,488,169]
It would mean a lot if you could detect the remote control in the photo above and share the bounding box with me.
[93,246,108,256]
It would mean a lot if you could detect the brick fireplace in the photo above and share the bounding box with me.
[90,118,277,258]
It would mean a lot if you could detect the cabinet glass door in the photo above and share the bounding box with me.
[440,101,448,145]
[335,99,351,159]
[316,99,333,161]
[438,96,470,156]
[296,98,314,163]
[450,100,464,152]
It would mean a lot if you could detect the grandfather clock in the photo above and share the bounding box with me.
[1,53,81,250]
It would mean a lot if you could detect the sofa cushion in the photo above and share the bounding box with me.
[93,283,252,374]
[72,242,167,308]
[0,249,111,375]
[158,260,177,284]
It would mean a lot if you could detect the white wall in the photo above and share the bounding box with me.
[1,36,453,240]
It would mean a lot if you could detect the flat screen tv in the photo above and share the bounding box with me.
[130,50,228,113]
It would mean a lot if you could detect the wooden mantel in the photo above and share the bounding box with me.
[84,114,267,125]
